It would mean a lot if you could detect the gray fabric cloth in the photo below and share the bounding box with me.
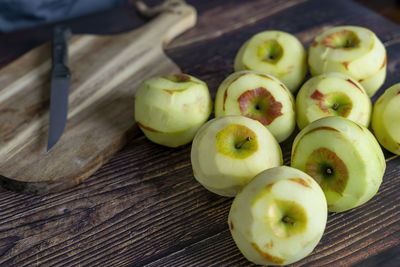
[0,0,127,32]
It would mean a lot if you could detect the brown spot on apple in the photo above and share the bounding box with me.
[290,96,295,111]
[230,73,248,84]
[243,63,251,70]
[163,89,175,95]
[311,89,324,101]
[376,97,384,106]
[292,126,340,160]
[223,73,249,112]
[354,121,364,131]
[278,83,291,95]
[251,243,284,264]
[164,73,191,83]
[311,90,330,114]
[342,61,350,70]
[137,122,161,133]
[230,221,234,230]
[289,178,311,188]
[380,55,387,70]
[175,74,190,82]
[256,73,274,81]
[358,79,364,83]
[306,126,340,135]
[223,89,228,111]
[264,240,274,249]
[397,90,400,95]
[346,79,363,92]
[312,41,318,47]
[238,87,283,126]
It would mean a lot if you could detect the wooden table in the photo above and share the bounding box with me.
[0,0,399,266]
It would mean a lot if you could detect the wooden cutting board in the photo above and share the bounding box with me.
[0,0,399,266]
[0,1,196,194]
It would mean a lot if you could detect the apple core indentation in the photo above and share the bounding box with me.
[257,40,283,63]
[311,90,353,116]
[305,147,349,195]
[321,30,360,49]
[216,124,258,159]
[238,87,283,125]
[266,199,307,238]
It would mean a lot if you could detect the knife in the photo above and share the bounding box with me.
[47,25,71,152]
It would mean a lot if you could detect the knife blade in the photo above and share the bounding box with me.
[47,25,71,152]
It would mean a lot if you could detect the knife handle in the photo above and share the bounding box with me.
[52,25,71,77]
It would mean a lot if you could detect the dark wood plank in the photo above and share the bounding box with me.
[0,0,399,266]
[0,0,306,68]
[356,0,400,25]
[169,0,309,49]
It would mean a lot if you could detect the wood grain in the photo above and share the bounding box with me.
[0,0,399,266]
[0,1,196,193]
[356,0,400,25]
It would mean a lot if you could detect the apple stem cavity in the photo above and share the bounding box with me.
[346,39,354,48]
[258,40,283,63]
[282,215,296,226]
[325,167,333,175]
[321,30,360,49]
[332,103,339,110]
[235,137,252,149]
